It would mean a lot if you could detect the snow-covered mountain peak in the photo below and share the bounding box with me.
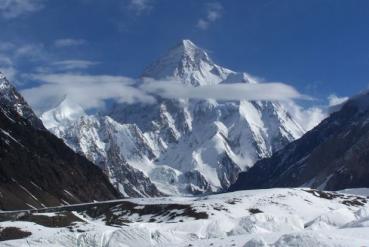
[180,39,197,48]
[0,72,12,91]
[41,41,306,196]
[41,98,85,129]
[0,72,44,129]
[142,39,234,86]
[177,39,211,61]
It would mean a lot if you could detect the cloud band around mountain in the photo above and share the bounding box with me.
[141,78,306,102]
[21,73,308,113]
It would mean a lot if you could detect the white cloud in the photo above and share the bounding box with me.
[19,71,339,135]
[0,41,15,51]
[14,43,45,60]
[0,48,16,81]
[51,60,99,70]
[326,94,349,114]
[54,38,86,48]
[0,42,45,59]
[281,93,350,131]
[128,0,152,14]
[141,78,305,101]
[0,66,16,81]
[196,19,209,30]
[328,94,349,107]
[34,60,99,73]
[0,40,99,85]
[0,0,43,19]
[21,73,307,113]
[297,106,327,131]
[0,56,13,66]
[0,42,49,85]
[21,73,156,112]
[197,2,223,30]
[282,101,327,131]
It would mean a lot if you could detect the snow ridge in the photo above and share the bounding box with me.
[0,72,44,129]
[41,40,305,196]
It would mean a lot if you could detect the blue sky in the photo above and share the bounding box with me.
[1,0,369,106]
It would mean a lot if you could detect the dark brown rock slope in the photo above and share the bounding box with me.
[230,91,369,192]
[0,73,121,210]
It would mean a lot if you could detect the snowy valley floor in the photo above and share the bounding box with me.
[1,188,369,247]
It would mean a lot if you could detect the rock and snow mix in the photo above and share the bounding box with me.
[40,40,305,197]
[1,188,369,246]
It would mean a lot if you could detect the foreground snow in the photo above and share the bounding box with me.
[1,188,369,246]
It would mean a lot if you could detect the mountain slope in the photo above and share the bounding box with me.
[0,73,44,129]
[229,91,369,192]
[41,99,164,197]
[42,40,305,196]
[0,73,121,210]
[142,39,235,86]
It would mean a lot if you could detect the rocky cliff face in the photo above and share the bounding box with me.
[0,73,44,129]
[0,73,121,210]
[42,103,164,197]
[42,40,305,196]
[229,91,369,192]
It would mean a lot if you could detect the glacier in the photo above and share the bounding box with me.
[1,188,369,246]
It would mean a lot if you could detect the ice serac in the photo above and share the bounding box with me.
[0,73,121,210]
[229,91,369,191]
[42,40,305,196]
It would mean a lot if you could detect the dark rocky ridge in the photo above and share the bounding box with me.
[0,73,44,129]
[0,73,121,210]
[230,91,369,192]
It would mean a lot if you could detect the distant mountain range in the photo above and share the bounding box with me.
[0,73,120,210]
[1,38,369,247]
[230,91,369,192]
[1,39,368,213]
[41,40,305,196]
